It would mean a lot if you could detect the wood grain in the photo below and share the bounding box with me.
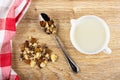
[12,0,120,80]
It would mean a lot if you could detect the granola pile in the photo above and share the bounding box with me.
[20,37,57,68]
[40,18,57,34]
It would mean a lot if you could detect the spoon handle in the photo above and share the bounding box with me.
[54,35,79,73]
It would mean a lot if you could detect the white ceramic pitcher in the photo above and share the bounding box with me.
[70,15,112,54]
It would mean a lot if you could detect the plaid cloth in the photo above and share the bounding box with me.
[0,0,31,80]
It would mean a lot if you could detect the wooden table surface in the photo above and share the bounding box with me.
[12,0,120,80]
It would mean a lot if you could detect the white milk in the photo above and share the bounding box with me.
[73,18,107,53]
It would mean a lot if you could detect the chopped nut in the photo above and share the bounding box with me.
[30,37,37,44]
[52,27,57,34]
[40,21,46,27]
[30,51,34,54]
[24,59,31,64]
[46,29,51,34]
[24,40,29,47]
[51,54,57,62]
[48,20,54,26]
[25,48,29,52]
[24,54,29,60]
[45,53,50,59]
[20,53,24,60]
[35,52,41,59]
[44,60,48,64]
[42,48,46,54]
[33,43,37,47]
[49,26,53,32]
[46,48,52,53]
[23,51,27,55]
[35,47,41,52]
[30,60,36,67]
[30,57,34,60]
[29,43,32,46]
[26,50,30,54]
[45,22,49,28]
[29,46,34,51]
[51,24,54,28]
[21,45,25,52]
[40,62,46,68]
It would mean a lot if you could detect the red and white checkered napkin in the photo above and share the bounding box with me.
[0,0,31,80]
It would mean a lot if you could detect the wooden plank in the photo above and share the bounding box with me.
[12,0,120,80]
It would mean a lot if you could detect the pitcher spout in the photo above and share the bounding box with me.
[70,19,76,27]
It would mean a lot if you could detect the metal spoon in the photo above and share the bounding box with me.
[39,13,79,73]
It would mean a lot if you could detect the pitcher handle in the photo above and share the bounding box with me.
[103,47,112,54]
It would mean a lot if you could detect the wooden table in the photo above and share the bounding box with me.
[12,0,120,80]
